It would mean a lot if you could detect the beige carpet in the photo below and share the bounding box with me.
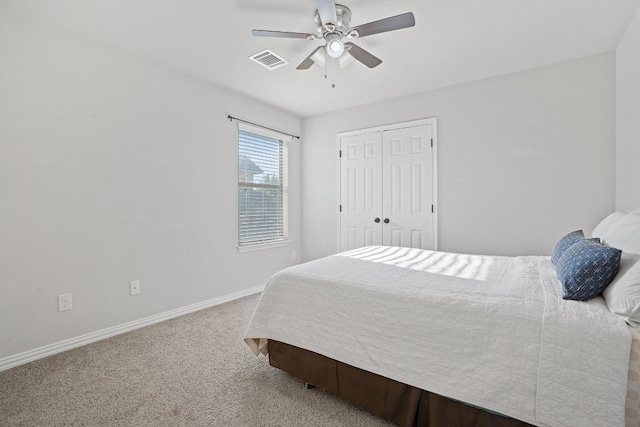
[0,294,393,427]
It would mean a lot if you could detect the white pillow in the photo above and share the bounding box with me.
[603,253,640,326]
[592,212,625,239]
[592,211,640,255]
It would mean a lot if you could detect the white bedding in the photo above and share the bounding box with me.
[244,246,631,427]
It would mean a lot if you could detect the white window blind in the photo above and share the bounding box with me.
[237,122,290,249]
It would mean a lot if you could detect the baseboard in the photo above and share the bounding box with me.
[0,284,265,372]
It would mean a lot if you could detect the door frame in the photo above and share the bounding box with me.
[336,117,438,253]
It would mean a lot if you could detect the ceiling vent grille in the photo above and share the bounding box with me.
[249,49,289,70]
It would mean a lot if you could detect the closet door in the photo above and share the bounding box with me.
[382,124,434,249]
[339,132,383,251]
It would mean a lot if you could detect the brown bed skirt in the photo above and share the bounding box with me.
[268,340,533,427]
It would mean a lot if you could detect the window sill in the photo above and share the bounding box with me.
[237,240,290,253]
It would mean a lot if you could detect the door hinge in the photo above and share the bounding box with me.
[431,204,434,213]
[339,204,342,212]
[431,138,433,148]
[339,150,342,158]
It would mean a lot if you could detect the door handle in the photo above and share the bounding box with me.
[374,218,381,223]
[383,218,390,224]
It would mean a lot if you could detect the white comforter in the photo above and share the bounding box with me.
[244,246,631,427]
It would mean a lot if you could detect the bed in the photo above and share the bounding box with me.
[244,211,640,427]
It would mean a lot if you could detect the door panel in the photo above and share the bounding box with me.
[390,228,403,247]
[410,163,423,214]
[382,125,434,250]
[340,132,383,251]
[411,229,424,248]
[390,164,402,213]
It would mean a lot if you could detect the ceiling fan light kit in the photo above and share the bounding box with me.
[251,0,415,72]
[325,34,344,58]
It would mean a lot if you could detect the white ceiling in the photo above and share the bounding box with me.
[2,0,639,117]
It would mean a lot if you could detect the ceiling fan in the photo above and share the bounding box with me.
[252,0,415,70]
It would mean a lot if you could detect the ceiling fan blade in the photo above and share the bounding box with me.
[252,30,314,39]
[351,12,415,38]
[297,46,326,70]
[315,0,337,28]
[344,42,382,68]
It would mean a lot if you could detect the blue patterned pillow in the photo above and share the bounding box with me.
[551,230,585,264]
[556,239,622,301]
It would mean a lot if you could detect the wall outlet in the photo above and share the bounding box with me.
[129,280,140,296]
[291,250,297,261]
[58,294,72,312]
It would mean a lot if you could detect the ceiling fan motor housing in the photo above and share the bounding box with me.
[314,4,352,36]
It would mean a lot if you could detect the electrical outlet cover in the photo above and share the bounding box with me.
[130,280,140,295]
[58,294,72,312]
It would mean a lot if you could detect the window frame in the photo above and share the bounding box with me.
[237,122,290,252]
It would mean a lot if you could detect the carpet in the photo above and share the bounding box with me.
[0,294,393,426]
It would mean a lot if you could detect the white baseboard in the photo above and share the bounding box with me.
[0,284,265,372]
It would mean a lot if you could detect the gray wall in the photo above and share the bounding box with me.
[0,8,302,360]
[301,53,616,261]
[3,4,634,364]
[616,6,640,211]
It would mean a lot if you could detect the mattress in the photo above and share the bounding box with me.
[245,246,632,427]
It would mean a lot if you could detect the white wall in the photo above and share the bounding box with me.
[0,8,301,360]
[302,53,616,261]
[616,7,640,211]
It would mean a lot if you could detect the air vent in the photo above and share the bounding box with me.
[249,49,289,70]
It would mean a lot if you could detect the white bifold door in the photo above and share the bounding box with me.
[339,122,436,252]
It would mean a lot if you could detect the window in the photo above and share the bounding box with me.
[237,122,289,250]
